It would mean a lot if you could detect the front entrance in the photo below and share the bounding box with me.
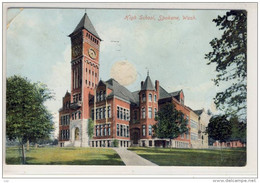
[131,128,140,145]
[75,127,80,140]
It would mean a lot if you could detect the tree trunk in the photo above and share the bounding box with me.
[26,139,30,151]
[35,143,38,148]
[22,144,26,164]
[220,143,223,164]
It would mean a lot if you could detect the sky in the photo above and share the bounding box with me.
[6,8,228,137]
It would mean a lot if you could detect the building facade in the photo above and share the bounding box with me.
[58,13,210,148]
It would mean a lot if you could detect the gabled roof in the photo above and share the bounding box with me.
[105,78,137,104]
[194,109,203,116]
[141,76,155,91]
[69,13,101,40]
[170,90,182,97]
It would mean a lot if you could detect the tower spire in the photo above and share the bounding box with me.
[147,69,149,76]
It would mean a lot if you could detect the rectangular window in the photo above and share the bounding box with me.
[100,108,103,119]
[186,130,189,139]
[108,106,111,118]
[117,106,120,118]
[142,125,146,136]
[154,108,157,118]
[103,107,106,119]
[120,125,123,136]
[127,110,130,121]
[181,133,184,139]
[142,94,146,102]
[149,125,152,136]
[72,114,74,120]
[117,124,119,136]
[104,125,106,136]
[148,107,152,119]
[127,126,129,137]
[154,95,157,102]
[134,110,137,120]
[74,113,77,120]
[123,126,126,137]
[120,108,123,119]
[91,109,94,120]
[108,124,111,136]
[123,109,126,120]
[100,125,103,136]
[191,120,198,129]
[96,125,98,136]
[96,109,99,120]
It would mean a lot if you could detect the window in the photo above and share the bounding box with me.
[100,108,103,119]
[117,124,119,136]
[103,107,106,119]
[117,106,120,118]
[191,132,198,140]
[148,107,152,119]
[96,125,99,136]
[108,124,111,136]
[126,110,130,121]
[190,120,198,129]
[91,109,94,120]
[149,93,152,101]
[120,125,123,136]
[120,108,123,119]
[142,125,146,136]
[154,94,157,102]
[123,126,126,137]
[96,109,99,120]
[186,130,189,139]
[127,126,129,137]
[100,91,103,101]
[96,93,99,102]
[181,133,184,139]
[78,111,81,119]
[154,108,157,118]
[108,106,111,118]
[72,113,74,120]
[142,93,146,102]
[149,125,152,136]
[100,125,103,136]
[123,109,126,120]
[134,110,137,120]
[104,125,106,136]
[75,112,77,120]
[142,107,146,119]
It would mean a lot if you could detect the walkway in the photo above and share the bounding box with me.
[113,148,158,166]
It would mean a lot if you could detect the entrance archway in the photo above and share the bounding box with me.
[75,127,79,140]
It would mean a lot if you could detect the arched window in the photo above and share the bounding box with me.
[75,127,79,140]
[142,93,146,102]
[142,107,146,119]
[149,93,152,102]
[154,94,157,102]
[100,91,103,101]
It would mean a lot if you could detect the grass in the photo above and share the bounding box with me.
[128,147,246,166]
[6,146,125,165]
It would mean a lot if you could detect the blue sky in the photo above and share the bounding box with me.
[7,8,228,137]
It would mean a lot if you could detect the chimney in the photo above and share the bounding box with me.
[155,80,159,91]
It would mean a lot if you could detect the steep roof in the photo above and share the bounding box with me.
[141,76,155,91]
[159,86,171,99]
[70,13,101,40]
[105,78,137,104]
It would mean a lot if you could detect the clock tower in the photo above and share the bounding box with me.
[68,13,101,147]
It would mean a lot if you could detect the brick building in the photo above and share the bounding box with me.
[58,13,210,148]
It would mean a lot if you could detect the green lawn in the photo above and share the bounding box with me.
[6,146,124,165]
[128,147,246,166]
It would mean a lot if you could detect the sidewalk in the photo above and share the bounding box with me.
[113,148,158,166]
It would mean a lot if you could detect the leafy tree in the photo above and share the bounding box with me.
[153,103,188,148]
[205,10,247,120]
[6,75,54,164]
[206,115,232,161]
[230,116,246,144]
[87,118,94,139]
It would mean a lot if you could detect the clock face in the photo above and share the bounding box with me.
[88,48,97,59]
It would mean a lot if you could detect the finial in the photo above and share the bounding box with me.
[85,9,87,14]
[147,69,149,76]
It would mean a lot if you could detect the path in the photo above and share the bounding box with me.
[113,148,158,166]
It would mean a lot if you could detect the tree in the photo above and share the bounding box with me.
[6,75,54,164]
[205,10,247,120]
[229,116,246,144]
[87,118,94,139]
[153,103,188,148]
[206,115,232,161]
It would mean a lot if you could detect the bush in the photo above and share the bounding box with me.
[113,139,119,147]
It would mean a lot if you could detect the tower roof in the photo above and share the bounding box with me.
[69,13,101,40]
[141,75,155,91]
